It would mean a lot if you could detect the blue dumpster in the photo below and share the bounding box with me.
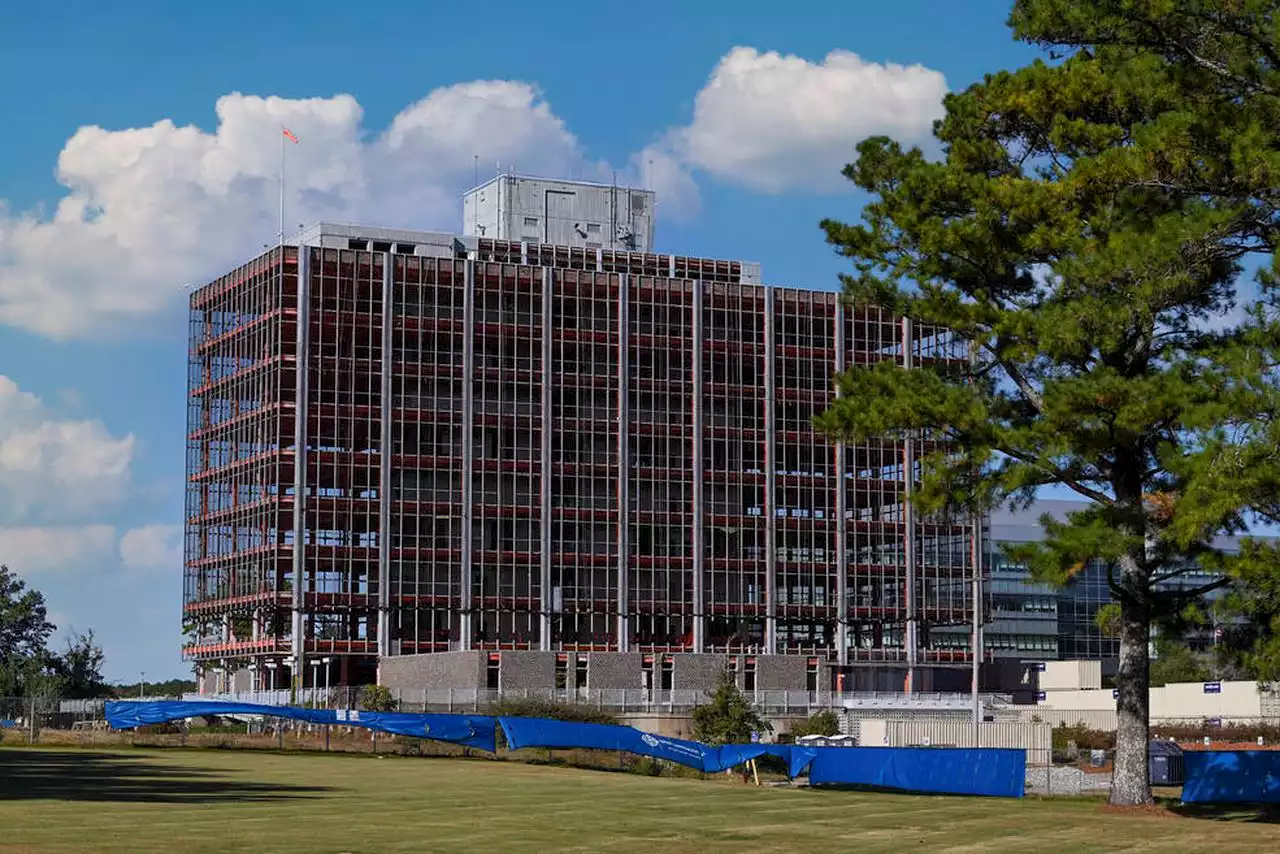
[1149,741,1184,786]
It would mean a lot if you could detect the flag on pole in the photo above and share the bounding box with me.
[282,127,299,144]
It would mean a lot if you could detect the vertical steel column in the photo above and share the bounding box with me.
[616,274,631,652]
[833,302,849,666]
[539,266,554,651]
[460,259,476,650]
[972,512,984,739]
[763,286,777,655]
[377,252,393,658]
[969,335,984,736]
[290,247,311,690]
[901,317,918,693]
[691,278,705,652]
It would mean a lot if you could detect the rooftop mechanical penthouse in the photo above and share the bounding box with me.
[183,176,981,694]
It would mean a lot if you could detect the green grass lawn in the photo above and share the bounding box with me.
[0,746,1275,853]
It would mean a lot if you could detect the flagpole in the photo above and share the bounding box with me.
[279,127,286,248]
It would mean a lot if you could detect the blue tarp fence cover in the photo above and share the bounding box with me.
[1182,751,1280,804]
[499,717,717,769]
[104,701,497,753]
[104,701,1024,798]
[805,746,1026,798]
[497,717,817,775]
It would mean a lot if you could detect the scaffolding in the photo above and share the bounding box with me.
[183,231,978,690]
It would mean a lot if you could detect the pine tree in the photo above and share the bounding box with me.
[816,0,1280,806]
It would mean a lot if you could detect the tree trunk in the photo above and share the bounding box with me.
[1111,576,1152,806]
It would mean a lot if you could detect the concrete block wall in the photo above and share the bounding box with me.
[378,651,484,691]
[671,653,730,692]
[754,655,808,691]
[497,651,557,691]
[587,652,641,690]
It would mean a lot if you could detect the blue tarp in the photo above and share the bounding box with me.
[716,742,817,777]
[499,717,719,770]
[498,718,816,775]
[806,746,1026,798]
[1182,751,1280,804]
[104,701,1026,798]
[104,701,497,753]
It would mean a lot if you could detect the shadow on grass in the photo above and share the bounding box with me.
[1169,802,1280,823]
[0,749,334,803]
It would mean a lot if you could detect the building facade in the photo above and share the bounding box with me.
[183,180,981,694]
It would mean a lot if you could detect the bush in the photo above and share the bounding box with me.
[1153,720,1280,743]
[485,697,619,726]
[789,710,841,739]
[1051,722,1113,751]
[1052,719,1280,751]
[359,685,398,712]
[691,673,771,746]
[629,756,663,776]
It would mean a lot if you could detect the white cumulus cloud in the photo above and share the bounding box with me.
[659,47,948,193]
[0,82,582,340]
[0,53,951,340]
[0,525,117,575]
[118,524,183,574]
[0,376,135,523]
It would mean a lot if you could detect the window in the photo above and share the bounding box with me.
[523,216,539,227]
[586,223,601,233]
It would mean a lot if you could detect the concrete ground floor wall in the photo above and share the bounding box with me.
[378,650,972,696]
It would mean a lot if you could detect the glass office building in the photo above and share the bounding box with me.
[984,499,1237,663]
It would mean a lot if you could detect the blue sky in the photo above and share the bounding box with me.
[0,0,1039,681]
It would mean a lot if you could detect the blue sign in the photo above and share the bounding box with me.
[1112,688,1120,700]
[1206,717,1222,728]
[1204,682,1222,695]
[1034,691,1046,701]
[1033,662,1046,672]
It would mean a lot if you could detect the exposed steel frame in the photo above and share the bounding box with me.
[183,236,978,688]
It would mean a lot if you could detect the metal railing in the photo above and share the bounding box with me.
[176,687,1001,715]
